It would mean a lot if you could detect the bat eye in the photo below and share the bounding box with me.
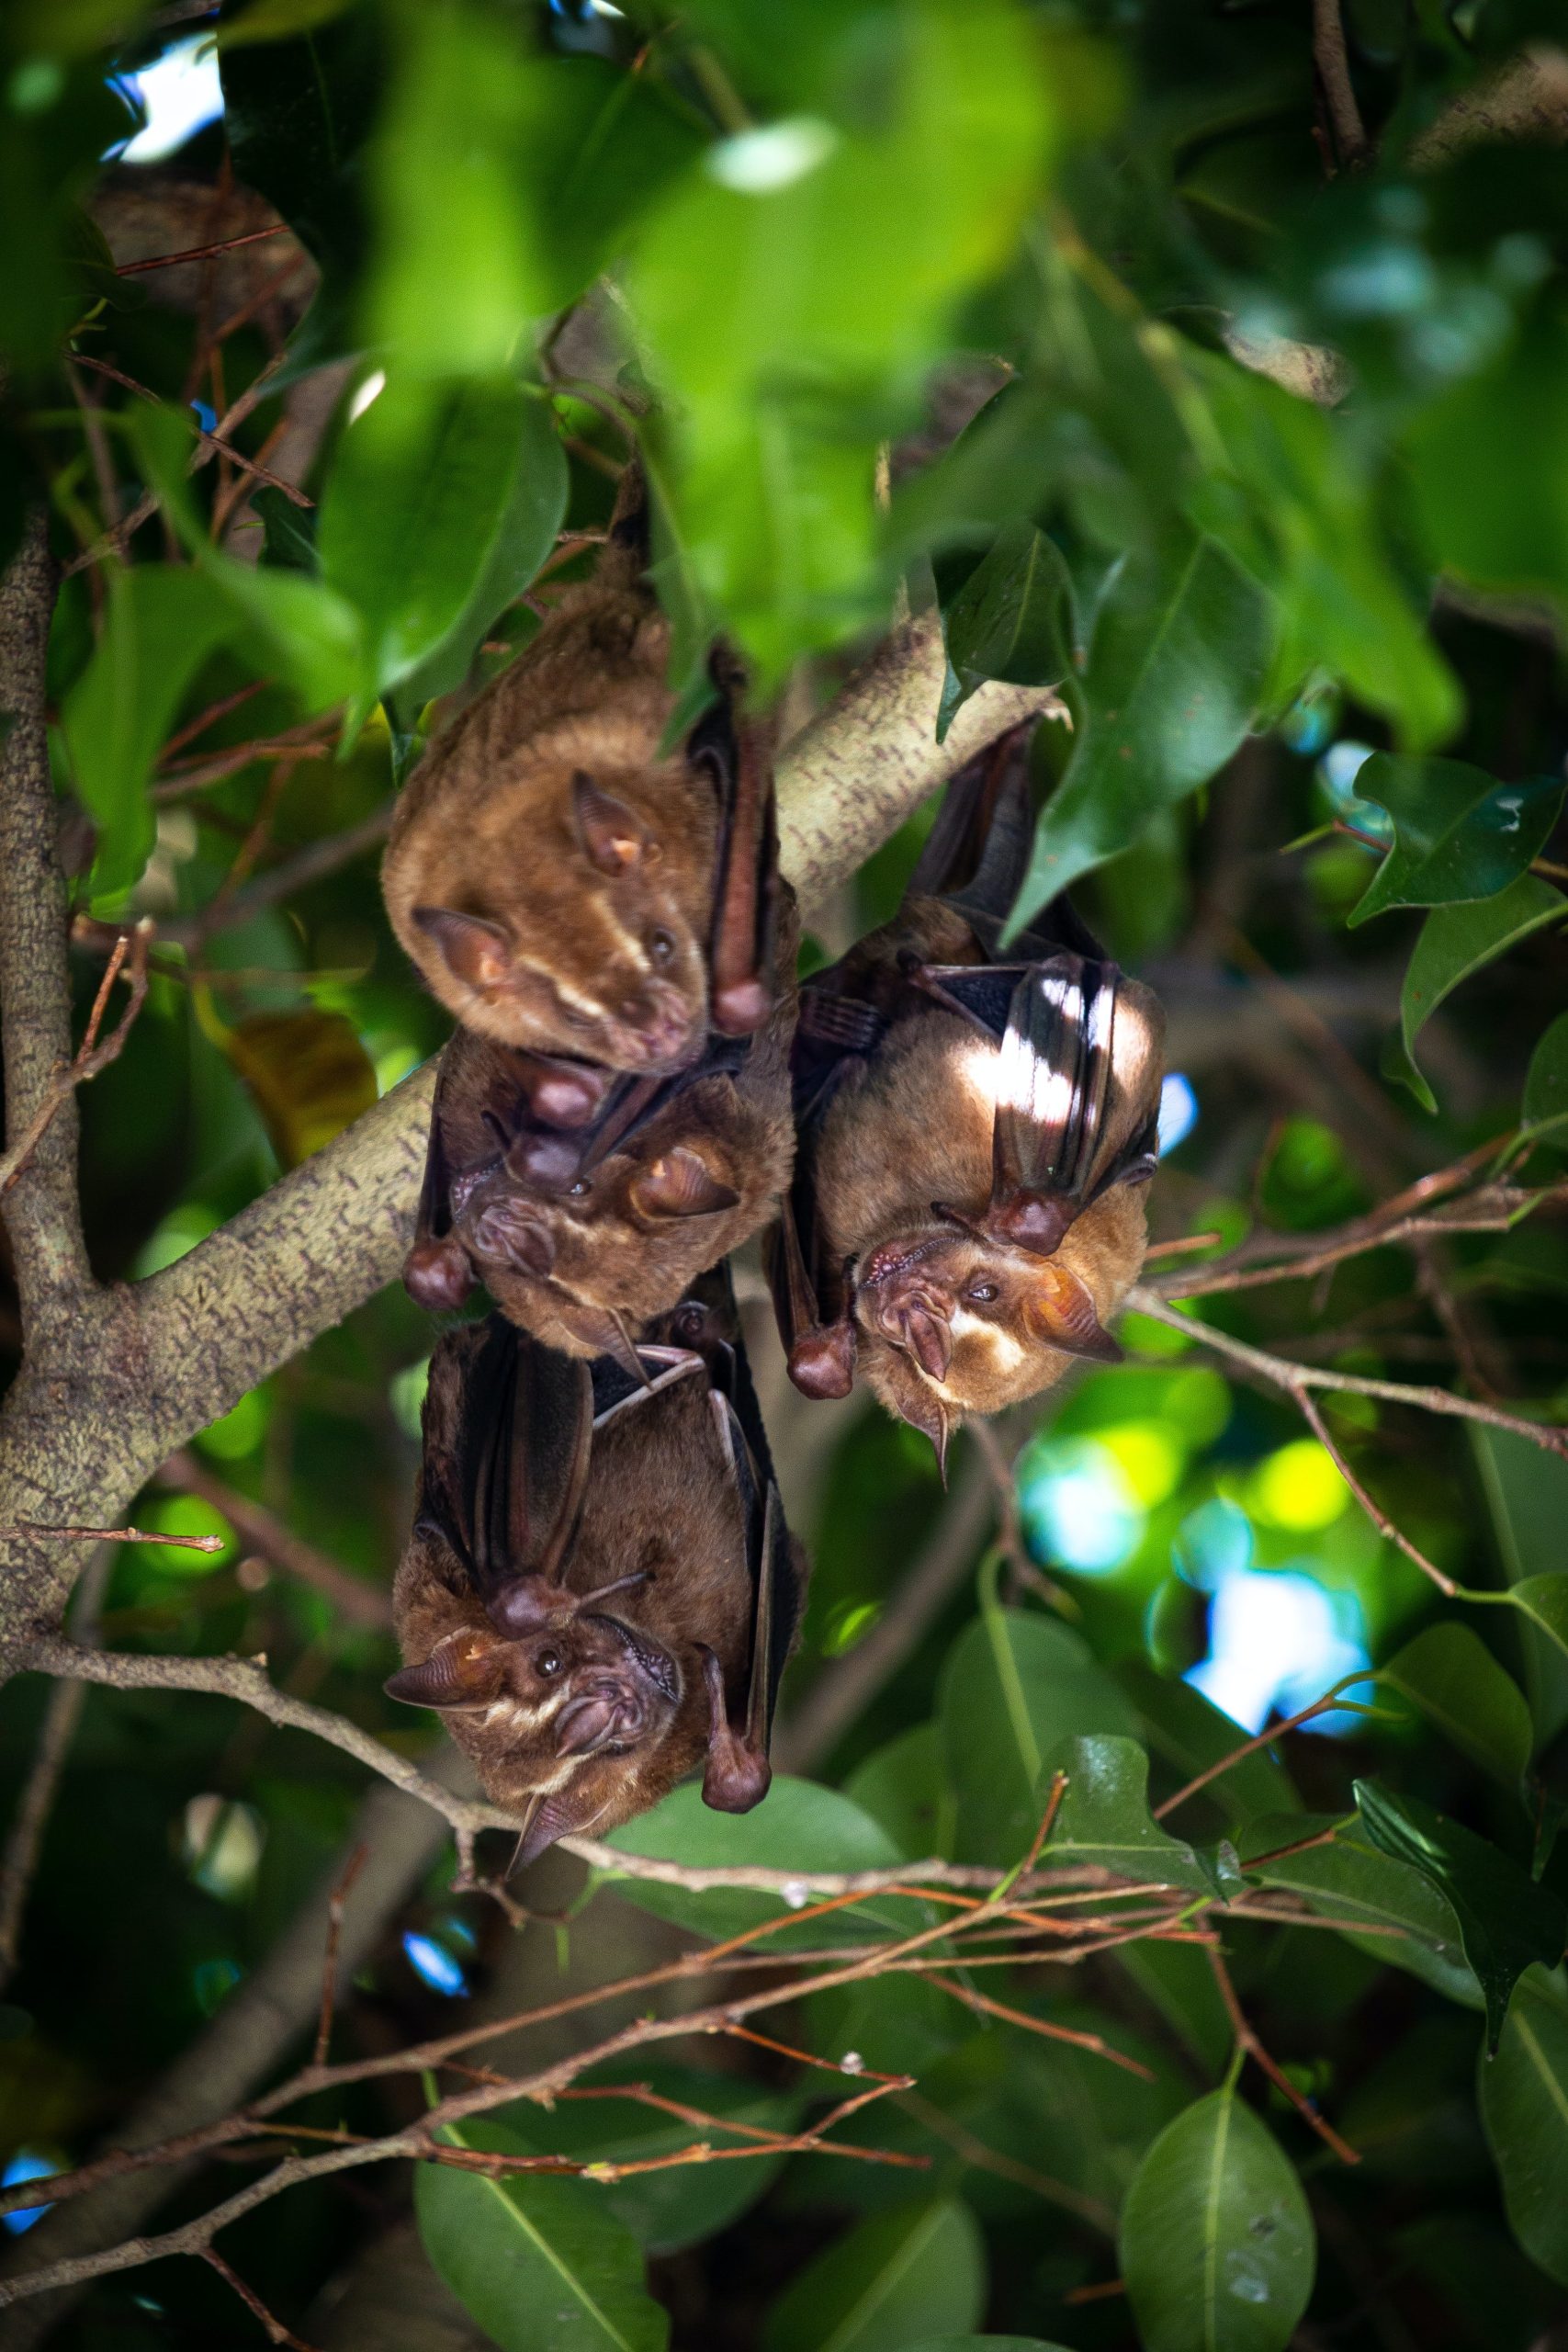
[649,927,676,966]
[966,1282,998,1305]
[569,1178,591,1198]
[535,1646,564,1677]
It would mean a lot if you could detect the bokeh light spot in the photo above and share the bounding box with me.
[1249,1440,1349,1532]
[0,2151,61,2234]
[403,1932,469,1999]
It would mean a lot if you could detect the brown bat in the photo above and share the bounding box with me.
[771,720,1165,1471]
[401,931,796,1364]
[382,468,773,1076]
[387,1274,806,1865]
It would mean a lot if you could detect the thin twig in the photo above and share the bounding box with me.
[1154,1677,1374,1820]
[71,354,313,509]
[0,1525,222,1553]
[201,2246,323,2352]
[313,1847,367,2067]
[1294,1389,1452,1596]
[1312,0,1371,168]
[0,922,151,1199]
[116,226,293,277]
[1208,1945,1360,2165]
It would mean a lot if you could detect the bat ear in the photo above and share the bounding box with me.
[629,1149,741,1220]
[412,906,513,995]
[384,1637,502,1712]
[571,773,646,875]
[469,1202,557,1277]
[1024,1265,1123,1363]
[513,1780,608,1869]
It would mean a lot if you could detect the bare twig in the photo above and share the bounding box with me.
[116,226,293,277]
[0,1526,222,1553]
[0,923,151,1201]
[1294,1390,1451,1596]
[1208,1945,1360,2165]
[71,355,314,510]
[201,2246,322,2352]
[1155,1675,1375,1820]
[1312,0,1371,169]
[313,1848,368,2067]
[159,1450,391,1630]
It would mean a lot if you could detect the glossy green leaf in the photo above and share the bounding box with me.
[843,1722,954,1862]
[937,522,1072,740]
[939,1610,1136,1867]
[319,373,565,699]
[1118,1661,1301,1826]
[479,2065,798,2256]
[1346,754,1563,928]
[368,5,546,378]
[762,2199,985,2352]
[417,2127,670,2352]
[1040,1735,1219,1895]
[1354,1781,1568,2049]
[1240,1815,1482,2009]
[60,566,232,901]
[1119,2091,1315,2352]
[604,1776,914,1948]
[1472,1432,1568,1746]
[1380,1623,1533,1788]
[1521,1011,1568,1141]
[1384,874,1565,1111]
[1479,1965,1568,2286]
[1009,534,1273,931]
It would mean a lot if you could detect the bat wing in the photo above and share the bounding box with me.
[702,1332,805,1811]
[687,655,780,1038]
[450,1317,594,1607]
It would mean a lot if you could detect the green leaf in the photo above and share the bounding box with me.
[475,2066,798,2256]
[939,1610,1136,1867]
[218,0,358,47]
[319,373,565,700]
[905,2340,1073,2350]
[60,567,233,902]
[1239,1815,1482,2010]
[1118,1660,1302,1827]
[1384,874,1565,1110]
[843,1722,954,1863]
[1472,1431,1568,1746]
[250,483,319,572]
[1520,1010,1568,1146]
[937,522,1072,741]
[367,6,547,378]
[604,1777,915,1949]
[1380,1623,1534,1788]
[1479,1965,1568,2286]
[1040,1736,1220,1896]
[1008,534,1273,931]
[1354,1781,1568,2050]
[1119,2091,1315,2352]
[762,2199,986,2352]
[1346,754,1564,928]
[417,2130,670,2352]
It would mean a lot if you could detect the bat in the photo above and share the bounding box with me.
[400,934,796,1365]
[387,1272,807,1865]
[770,719,1165,1471]
[382,463,774,1076]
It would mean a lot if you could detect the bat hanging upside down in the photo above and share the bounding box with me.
[388,1273,806,1865]
[771,719,1165,1471]
[386,465,796,1358]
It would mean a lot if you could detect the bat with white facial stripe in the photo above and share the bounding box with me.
[400,897,796,1369]
[770,719,1164,1471]
[383,460,775,1080]
[387,1273,807,1864]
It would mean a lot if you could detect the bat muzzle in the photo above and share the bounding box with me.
[608,980,699,1073]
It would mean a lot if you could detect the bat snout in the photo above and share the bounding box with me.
[886,1292,954,1384]
[469,1197,558,1275]
[552,1676,652,1757]
[608,978,699,1072]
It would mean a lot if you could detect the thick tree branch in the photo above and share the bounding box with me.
[0,514,91,1328]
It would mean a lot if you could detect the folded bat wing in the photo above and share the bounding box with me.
[434,1316,593,1608]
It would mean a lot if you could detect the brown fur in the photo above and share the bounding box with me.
[805,897,1162,1438]
[392,1330,772,1843]
[382,554,723,1074]
[424,897,798,1353]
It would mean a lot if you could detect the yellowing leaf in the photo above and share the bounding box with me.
[222,1010,378,1167]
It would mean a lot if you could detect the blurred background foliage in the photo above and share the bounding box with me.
[2,0,1568,2346]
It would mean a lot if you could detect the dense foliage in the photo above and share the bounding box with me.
[1,0,1567,2347]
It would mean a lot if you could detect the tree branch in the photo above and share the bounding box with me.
[0,514,91,1327]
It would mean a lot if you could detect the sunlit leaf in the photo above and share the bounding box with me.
[319,372,565,701]
[1355,1781,1568,2049]
[762,2199,986,2352]
[1380,1624,1533,1789]
[1384,873,1564,1110]
[939,1610,1135,1867]
[1346,754,1563,928]
[1119,2091,1314,2352]
[219,1009,378,1168]
[1008,534,1273,932]
[417,2126,670,2352]
[1478,1965,1568,2286]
